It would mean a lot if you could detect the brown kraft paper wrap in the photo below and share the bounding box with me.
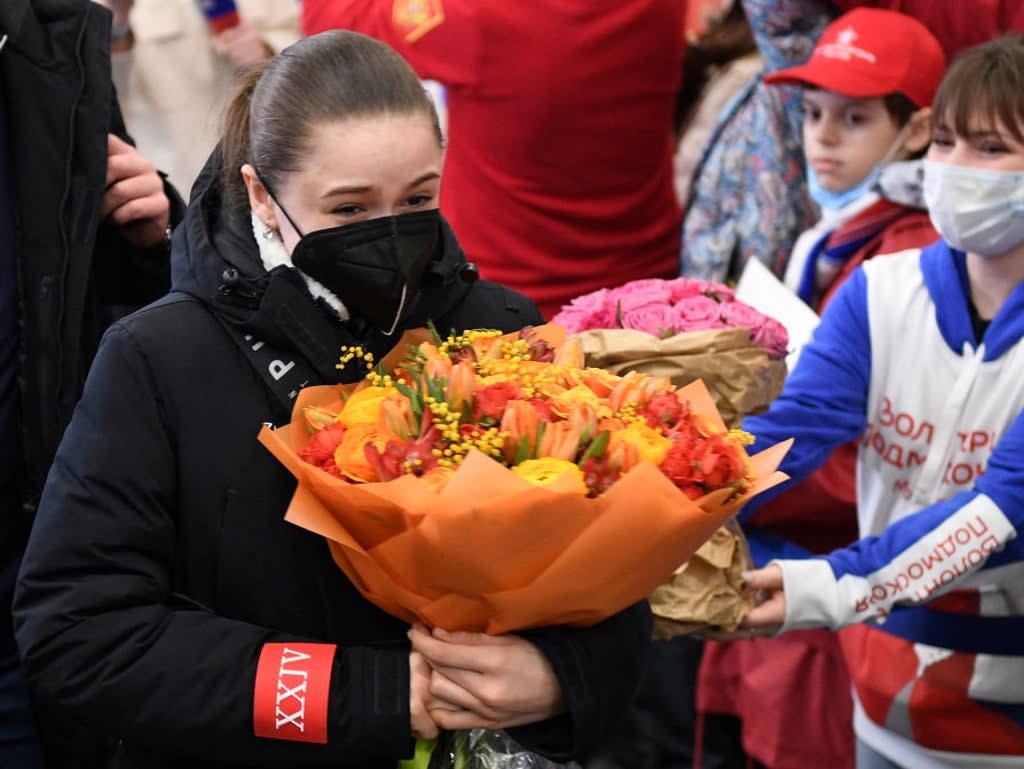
[574,326,786,633]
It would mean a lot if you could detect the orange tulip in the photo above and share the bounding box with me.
[553,336,584,368]
[379,395,417,440]
[538,420,583,462]
[501,399,541,461]
[608,379,643,413]
[473,335,504,360]
[445,361,476,410]
[303,405,340,432]
[424,355,452,380]
[606,439,640,472]
[566,402,598,439]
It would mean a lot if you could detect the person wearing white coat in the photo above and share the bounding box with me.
[96,0,300,195]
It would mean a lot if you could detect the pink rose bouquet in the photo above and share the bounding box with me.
[554,277,788,358]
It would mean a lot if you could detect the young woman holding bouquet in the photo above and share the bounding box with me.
[738,34,1024,769]
[11,30,651,769]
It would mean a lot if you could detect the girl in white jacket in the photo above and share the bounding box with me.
[739,33,1024,769]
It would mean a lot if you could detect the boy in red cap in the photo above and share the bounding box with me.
[764,6,946,307]
[696,9,947,769]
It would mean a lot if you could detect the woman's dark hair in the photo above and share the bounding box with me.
[221,30,443,211]
[931,33,1024,144]
[674,2,758,140]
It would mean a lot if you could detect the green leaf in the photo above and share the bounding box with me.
[576,425,592,454]
[513,434,531,465]
[533,421,546,459]
[426,319,443,345]
[577,430,610,466]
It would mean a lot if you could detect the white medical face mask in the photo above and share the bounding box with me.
[923,160,1024,258]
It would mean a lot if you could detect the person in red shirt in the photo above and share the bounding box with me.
[302,0,685,319]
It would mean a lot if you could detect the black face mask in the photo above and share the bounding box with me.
[260,172,441,335]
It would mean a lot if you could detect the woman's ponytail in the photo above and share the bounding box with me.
[220,62,270,211]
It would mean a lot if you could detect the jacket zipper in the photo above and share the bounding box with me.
[53,10,90,408]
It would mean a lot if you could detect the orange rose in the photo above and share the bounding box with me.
[334,423,396,482]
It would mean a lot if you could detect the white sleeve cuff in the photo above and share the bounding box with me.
[774,558,843,632]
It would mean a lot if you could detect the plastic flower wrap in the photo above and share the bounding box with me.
[258,323,791,635]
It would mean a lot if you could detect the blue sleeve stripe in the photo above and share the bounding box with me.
[740,267,871,519]
[880,606,1024,656]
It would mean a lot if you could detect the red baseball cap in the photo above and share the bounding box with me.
[763,8,946,108]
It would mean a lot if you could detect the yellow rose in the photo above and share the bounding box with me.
[337,386,395,427]
[610,422,673,466]
[512,458,588,495]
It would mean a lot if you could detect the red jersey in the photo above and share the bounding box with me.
[303,0,685,319]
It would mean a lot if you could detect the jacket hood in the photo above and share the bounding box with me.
[919,240,1024,361]
[170,149,481,383]
[1,0,98,67]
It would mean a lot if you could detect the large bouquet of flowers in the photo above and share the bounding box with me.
[553,278,791,635]
[257,323,790,766]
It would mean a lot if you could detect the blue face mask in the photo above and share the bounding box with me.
[805,121,915,212]
[806,162,884,211]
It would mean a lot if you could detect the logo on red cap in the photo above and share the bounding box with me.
[819,27,877,64]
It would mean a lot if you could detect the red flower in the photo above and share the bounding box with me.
[364,425,442,481]
[580,455,626,496]
[320,457,344,479]
[642,392,686,431]
[659,431,746,496]
[473,382,526,421]
[299,422,346,466]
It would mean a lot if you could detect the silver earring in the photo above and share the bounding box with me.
[261,222,276,240]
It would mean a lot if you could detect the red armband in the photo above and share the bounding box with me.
[253,643,336,744]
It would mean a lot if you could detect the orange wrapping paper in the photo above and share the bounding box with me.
[258,335,791,634]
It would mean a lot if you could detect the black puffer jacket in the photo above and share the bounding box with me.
[13,156,651,768]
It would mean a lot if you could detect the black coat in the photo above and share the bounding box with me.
[0,0,182,517]
[13,155,652,768]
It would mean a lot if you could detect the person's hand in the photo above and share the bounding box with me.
[212,20,274,70]
[738,565,786,636]
[409,625,566,730]
[410,650,440,740]
[102,134,170,249]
